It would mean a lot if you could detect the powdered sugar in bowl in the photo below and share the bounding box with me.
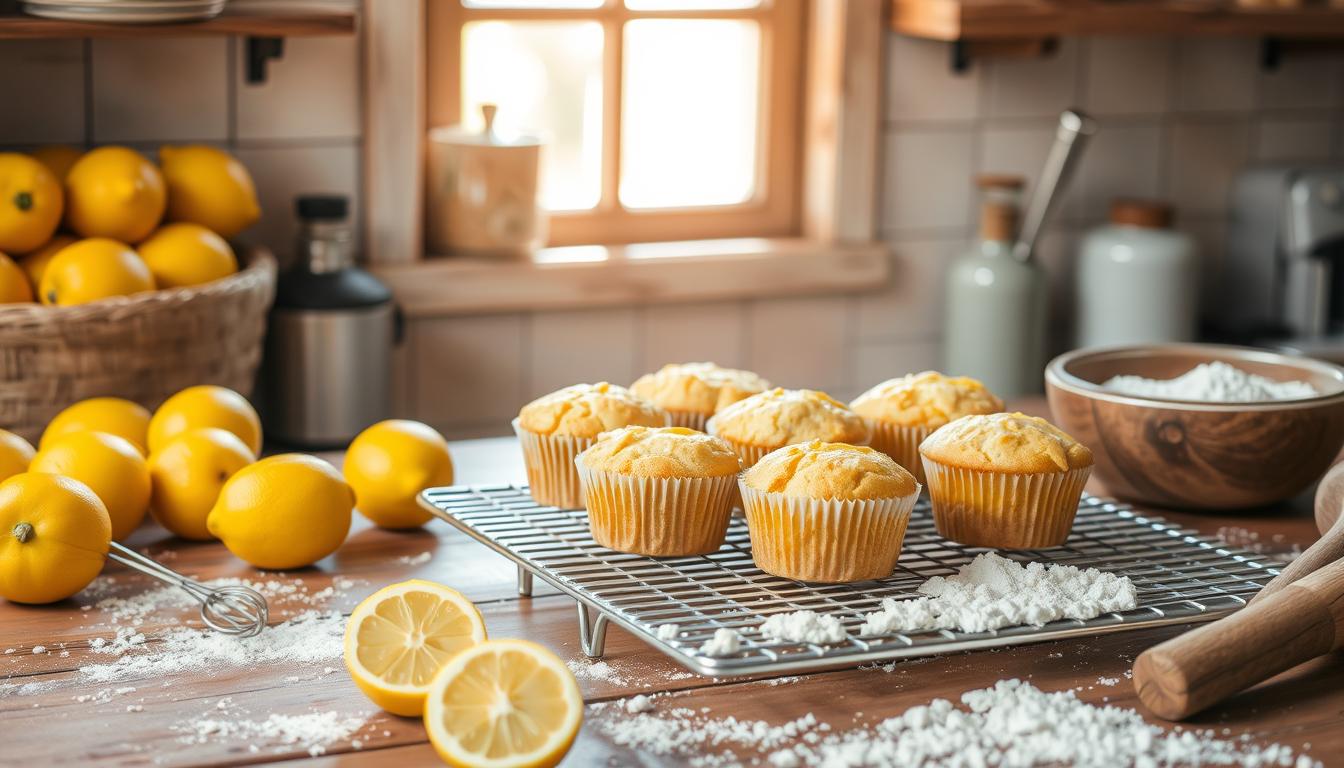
[1045,343,1344,510]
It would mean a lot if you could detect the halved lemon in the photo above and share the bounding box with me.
[424,639,583,768]
[343,579,487,717]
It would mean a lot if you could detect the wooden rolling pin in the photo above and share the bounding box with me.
[1132,465,1344,721]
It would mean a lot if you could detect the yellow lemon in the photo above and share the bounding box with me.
[39,238,155,306]
[148,384,262,456]
[30,145,82,181]
[0,153,63,254]
[424,639,583,768]
[148,428,255,541]
[0,429,36,482]
[0,473,111,604]
[137,222,237,289]
[344,580,487,717]
[0,252,33,303]
[65,146,165,242]
[207,453,354,569]
[18,233,75,291]
[30,431,151,542]
[345,420,454,530]
[41,396,152,455]
[159,145,260,238]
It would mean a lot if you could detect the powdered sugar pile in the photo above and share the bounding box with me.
[175,706,370,757]
[861,553,1137,635]
[566,659,629,685]
[759,610,847,645]
[1103,361,1317,402]
[699,628,742,657]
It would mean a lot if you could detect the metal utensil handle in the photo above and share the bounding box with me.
[106,542,269,637]
[1012,108,1097,264]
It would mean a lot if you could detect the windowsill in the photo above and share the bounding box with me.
[372,238,891,317]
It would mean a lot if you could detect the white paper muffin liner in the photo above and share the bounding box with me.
[737,482,918,583]
[513,418,592,509]
[865,419,933,485]
[665,410,711,431]
[575,463,738,556]
[920,458,1092,549]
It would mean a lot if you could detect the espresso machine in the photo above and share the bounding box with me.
[1217,165,1344,362]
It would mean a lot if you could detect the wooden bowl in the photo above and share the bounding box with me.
[1044,344,1344,510]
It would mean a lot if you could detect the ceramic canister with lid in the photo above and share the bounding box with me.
[1075,200,1198,349]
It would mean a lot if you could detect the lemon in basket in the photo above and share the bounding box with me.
[159,145,260,238]
[149,428,255,541]
[137,222,237,289]
[0,252,33,304]
[18,234,75,290]
[30,431,151,542]
[148,385,262,455]
[41,396,152,455]
[38,238,155,306]
[30,145,81,181]
[65,146,165,242]
[344,579,487,716]
[0,153,63,254]
[0,429,35,483]
[0,473,111,605]
[345,420,454,530]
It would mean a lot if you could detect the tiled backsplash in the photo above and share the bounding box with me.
[5,31,1341,437]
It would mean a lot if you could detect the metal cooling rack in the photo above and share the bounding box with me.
[419,484,1283,678]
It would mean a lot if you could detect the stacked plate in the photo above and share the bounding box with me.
[21,0,228,23]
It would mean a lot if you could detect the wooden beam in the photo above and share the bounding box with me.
[363,0,425,265]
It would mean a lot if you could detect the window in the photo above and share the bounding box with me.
[427,0,805,247]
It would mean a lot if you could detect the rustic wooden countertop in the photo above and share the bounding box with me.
[1,398,1339,766]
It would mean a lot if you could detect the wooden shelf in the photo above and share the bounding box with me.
[892,0,1344,42]
[0,6,355,39]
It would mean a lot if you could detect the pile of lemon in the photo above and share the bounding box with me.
[0,144,260,306]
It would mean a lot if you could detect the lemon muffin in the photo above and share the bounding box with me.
[706,388,870,469]
[514,383,668,508]
[576,426,742,556]
[919,412,1093,549]
[739,441,919,583]
[630,362,771,430]
[850,371,1004,484]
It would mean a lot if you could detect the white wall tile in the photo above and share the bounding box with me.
[91,38,228,143]
[527,308,639,398]
[1257,50,1339,111]
[411,314,525,430]
[856,239,957,342]
[638,302,746,375]
[1174,38,1257,113]
[232,143,361,263]
[881,128,976,233]
[0,41,84,145]
[852,338,941,392]
[235,36,361,141]
[1074,119,1164,222]
[746,296,851,393]
[1084,37,1173,116]
[1255,116,1336,162]
[979,121,1055,200]
[1167,119,1250,216]
[983,39,1080,120]
[886,36,979,122]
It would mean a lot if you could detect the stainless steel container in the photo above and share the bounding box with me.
[261,195,396,448]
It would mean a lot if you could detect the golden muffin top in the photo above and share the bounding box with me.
[517,382,667,438]
[708,388,870,448]
[630,362,771,415]
[743,440,918,500]
[577,426,742,478]
[850,371,1004,428]
[919,412,1093,474]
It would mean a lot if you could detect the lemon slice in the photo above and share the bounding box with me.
[343,579,487,716]
[424,639,583,768]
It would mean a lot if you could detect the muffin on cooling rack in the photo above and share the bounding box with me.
[850,371,1003,484]
[630,362,771,430]
[706,388,870,469]
[514,382,668,509]
[919,412,1093,549]
[739,440,919,583]
[576,426,742,556]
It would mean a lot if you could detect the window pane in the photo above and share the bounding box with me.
[619,20,760,210]
[463,1,602,8]
[625,0,761,9]
[462,21,604,211]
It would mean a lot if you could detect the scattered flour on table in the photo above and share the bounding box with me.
[589,679,1319,768]
[397,551,433,566]
[699,628,742,657]
[1217,526,1303,562]
[566,659,629,686]
[82,574,360,625]
[759,611,847,645]
[1103,361,1316,403]
[861,553,1137,635]
[175,709,371,757]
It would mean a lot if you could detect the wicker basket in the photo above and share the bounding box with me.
[0,249,277,444]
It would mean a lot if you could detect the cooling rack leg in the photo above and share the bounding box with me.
[517,566,533,597]
[576,602,609,658]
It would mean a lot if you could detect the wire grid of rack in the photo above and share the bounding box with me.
[419,484,1283,678]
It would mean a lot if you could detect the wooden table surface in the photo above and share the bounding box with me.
[1,398,1339,767]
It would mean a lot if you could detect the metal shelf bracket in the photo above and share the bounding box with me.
[245,36,284,84]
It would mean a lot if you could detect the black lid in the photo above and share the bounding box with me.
[295,195,349,221]
[274,266,392,310]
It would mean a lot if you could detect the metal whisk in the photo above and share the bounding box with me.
[107,543,269,637]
